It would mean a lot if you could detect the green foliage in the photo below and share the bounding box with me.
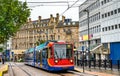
[0,48,3,52]
[0,0,30,43]
[40,40,46,44]
[36,39,46,46]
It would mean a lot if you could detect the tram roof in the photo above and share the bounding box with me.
[28,48,34,53]
[36,43,45,51]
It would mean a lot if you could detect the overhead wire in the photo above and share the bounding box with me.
[60,0,80,16]
[26,0,81,8]
[27,1,76,3]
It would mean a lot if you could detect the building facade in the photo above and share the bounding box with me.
[79,0,120,62]
[79,0,101,50]
[100,0,120,63]
[11,13,79,57]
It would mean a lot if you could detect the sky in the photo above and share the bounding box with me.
[19,0,86,21]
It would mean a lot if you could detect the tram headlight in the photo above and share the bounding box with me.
[70,59,73,63]
[55,60,58,63]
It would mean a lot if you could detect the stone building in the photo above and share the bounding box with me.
[11,13,79,60]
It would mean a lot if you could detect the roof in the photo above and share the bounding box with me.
[36,43,45,51]
[28,48,34,53]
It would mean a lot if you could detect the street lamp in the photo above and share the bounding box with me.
[83,9,90,59]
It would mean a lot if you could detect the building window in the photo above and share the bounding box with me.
[72,22,75,25]
[111,11,113,15]
[102,28,104,32]
[63,29,66,32]
[108,12,110,16]
[119,24,120,28]
[118,8,120,13]
[68,22,71,25]
[63,23,66,25]
[105,27,107,31]
[104,0,107,4]
[58,29,60,33]
[108,26,110,30]
[58,35,60,40]
[101,1,104,5]
[115,24,117,29]
[102,14,104,18]
[105,13,107,17]
[111,25,114,30]
[114,9,117,14]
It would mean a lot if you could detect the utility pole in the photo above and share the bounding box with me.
[83,9,90,66]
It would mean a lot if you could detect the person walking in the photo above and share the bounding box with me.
[2,54,5,64]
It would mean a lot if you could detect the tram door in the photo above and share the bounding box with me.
[42,48,48,68]
[40,51,42,67]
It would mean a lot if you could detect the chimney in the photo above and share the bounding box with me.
[38,16,41,21]
[56,13,59,24]
[29,18,31,22]
[38,16,41,23]
[62,16,65,23]
[50,14,54,22]
[50,14,53,18]
[56,13,59,18]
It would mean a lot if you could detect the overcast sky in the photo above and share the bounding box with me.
[19,0,86,21]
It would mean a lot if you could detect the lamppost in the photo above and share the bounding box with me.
[83,9,90,60]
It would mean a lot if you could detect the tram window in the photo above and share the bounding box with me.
[66,49,72,58]
[42,48,48,58]
[47,48,50,58]
[36,51,40,62]
[49,47,52,58]
[42,51,45,58]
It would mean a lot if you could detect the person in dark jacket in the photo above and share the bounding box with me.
[2,55,5,64]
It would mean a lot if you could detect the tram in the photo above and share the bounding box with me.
[24,40,74,71]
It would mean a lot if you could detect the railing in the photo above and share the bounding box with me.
[75,59,120,71]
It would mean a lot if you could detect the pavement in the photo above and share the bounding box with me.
[74,66,120,76]
[0,63,8,76]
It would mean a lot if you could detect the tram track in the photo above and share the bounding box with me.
[8,62,32,76]
[8,62,15,76]
[8,62,96,76]
[55,69,96,76]
[53,70,83,76]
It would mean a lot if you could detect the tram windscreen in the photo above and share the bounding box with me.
[54,44,73,59]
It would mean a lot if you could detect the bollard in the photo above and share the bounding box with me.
[93,59,96,68]
[98,59,101,69]
[110,60,112,70]
[89,60,91,68]
[104,59,107,70]
[118,60,120,71]
[77,51,78,66]
[85,60,87,66]
[77,59,79,66]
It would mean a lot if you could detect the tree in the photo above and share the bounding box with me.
[0,48,3,52]
[36,39,46,46]
[0,0,30,43]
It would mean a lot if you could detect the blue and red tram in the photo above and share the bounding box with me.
[24,40,74,71]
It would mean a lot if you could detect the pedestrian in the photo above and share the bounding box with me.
[2,55,5,64]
